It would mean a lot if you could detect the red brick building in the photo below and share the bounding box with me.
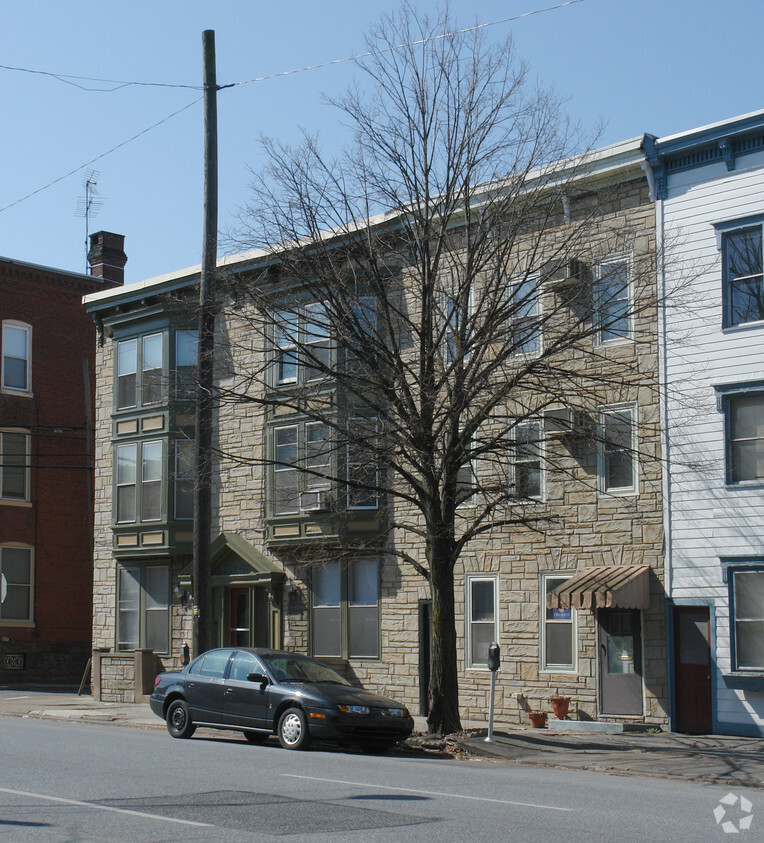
[0,232,125,685]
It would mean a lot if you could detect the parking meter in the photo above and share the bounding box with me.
[485,642,500,743]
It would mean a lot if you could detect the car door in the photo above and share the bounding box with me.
[185,649,233,724]
[221,650,270,730]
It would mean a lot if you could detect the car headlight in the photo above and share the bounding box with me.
[338,704,370,715]
[387,707,407,718]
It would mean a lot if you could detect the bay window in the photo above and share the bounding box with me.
[116,333,165,410]
[115,440,164,523]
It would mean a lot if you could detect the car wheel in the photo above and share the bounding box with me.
[166,699,196,739]
[243,730,269,745]
[278,707,311,750]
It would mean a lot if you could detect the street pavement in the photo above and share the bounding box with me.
[1,688,762,790]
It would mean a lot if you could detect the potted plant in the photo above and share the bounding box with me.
[528,711,547,728]
[549,695,571,720]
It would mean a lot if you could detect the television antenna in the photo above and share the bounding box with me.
[75,171,104,273]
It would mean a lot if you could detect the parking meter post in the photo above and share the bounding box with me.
[485,642,500,743]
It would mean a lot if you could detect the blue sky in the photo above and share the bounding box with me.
[1,0,760,284]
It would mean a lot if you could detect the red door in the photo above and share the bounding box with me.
[674,606,712,734]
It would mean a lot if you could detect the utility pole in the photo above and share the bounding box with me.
[193,29,218,657]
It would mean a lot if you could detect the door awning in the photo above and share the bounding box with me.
[546,565,651,611]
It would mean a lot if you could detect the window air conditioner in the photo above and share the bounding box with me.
[543,406,579,437]
[541,258,585,288]
[300,490,332,512]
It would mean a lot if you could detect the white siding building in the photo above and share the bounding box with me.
[647,111,764,736]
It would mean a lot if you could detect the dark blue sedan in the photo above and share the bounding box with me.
[150,647,414,752]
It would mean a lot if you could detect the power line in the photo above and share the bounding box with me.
[233,0,586,87]
[0,63,202,92]
[0,0,585,214]
[0,98,202,214]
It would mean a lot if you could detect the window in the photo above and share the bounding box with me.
[272,303,332,385]
[116,333,165,410]
[117,564,170,653]
[2,322,31,392]
[115,440,164,523]
[595,256,631,343]
[541,573,576,672]
[727,393,764,484]
[272,423,332,516]
[175,330,198,399]
[0,546,33,624]
[510,275,540,354]
[466,574,498,668]
[729,567,764,670]
[1,431,29,501]
[442,288,472,365]
[598,405,637,495]
[347,418,378,510]
[174,439,194,519]
[723,226,764,327]
[510,421,542,499]
[312,559,379,658]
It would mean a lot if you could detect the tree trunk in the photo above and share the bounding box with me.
[427,550,462,735]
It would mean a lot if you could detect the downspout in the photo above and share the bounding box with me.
[642,140,675,730]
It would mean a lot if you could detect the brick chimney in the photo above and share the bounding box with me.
[87,231,127,285]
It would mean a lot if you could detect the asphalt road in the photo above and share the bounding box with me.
[0,717,760,840]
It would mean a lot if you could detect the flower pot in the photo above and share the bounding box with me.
[549,696,571,720]
[528,711,547,728]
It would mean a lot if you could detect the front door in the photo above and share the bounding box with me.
[674,606,712,734]
[418,599,432,716]
[229,587,250,647]
[598,609,643,716]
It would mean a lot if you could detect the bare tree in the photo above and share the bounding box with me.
[221,6,659,734]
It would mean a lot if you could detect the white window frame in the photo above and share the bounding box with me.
[0,429,30,503]
[540,572,577,674]
[510,273,542,356]
[465,573,499,670]
[594,254,632,345]
[510,420,544,501]
[597,403,638,496]
[0,544,34,626]
[2,321,32,394]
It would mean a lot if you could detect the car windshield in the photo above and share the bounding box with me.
[260,654,351,686]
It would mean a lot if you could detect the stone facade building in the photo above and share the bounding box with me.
[84,140,669,728]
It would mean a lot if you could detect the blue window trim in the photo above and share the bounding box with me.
[713,217,764,329]
[714,383,764,486]
[722,558,764,679]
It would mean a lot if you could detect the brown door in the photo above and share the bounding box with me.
[598,609,643,715]
[674,606,712,734]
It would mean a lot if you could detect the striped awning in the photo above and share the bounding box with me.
[546,565,651,611]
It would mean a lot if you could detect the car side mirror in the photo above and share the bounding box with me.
[247,672,269,685]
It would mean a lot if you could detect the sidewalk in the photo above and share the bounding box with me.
[1,689,762,789]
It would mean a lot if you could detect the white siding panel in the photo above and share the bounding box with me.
[663,151,764,733]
